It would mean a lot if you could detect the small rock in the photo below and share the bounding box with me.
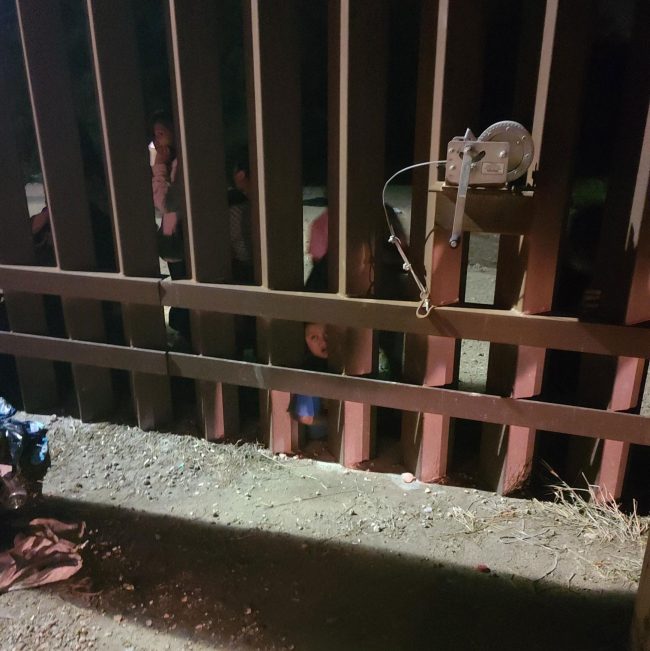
[476,564,491,574]
[113,615,123,623]
[401,472,416,484]
[146,619,153,627]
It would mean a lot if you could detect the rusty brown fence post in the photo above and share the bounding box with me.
[480,0,592,494]
[519,0,592,311]
[244,0,304,452]
[327,0,389,466]
[402,0,486,481]
[564,0,650,500]
[401,0,451,482]
[577,0,649,500]
[85,0,173,430]
[478,0,545,494]
[166,0,239,440]
[17,0,114,421]
[0,56,58,411]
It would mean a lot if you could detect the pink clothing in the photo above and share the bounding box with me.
[152,158,180,236]
[309,209,328,261]
[152,159,176,213]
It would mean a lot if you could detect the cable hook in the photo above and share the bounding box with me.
[382,160,445,318]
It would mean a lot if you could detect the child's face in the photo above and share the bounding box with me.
[153,121,174,148]
[233,168,250,195]
[305,323,327,359]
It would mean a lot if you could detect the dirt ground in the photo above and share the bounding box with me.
[1,414,647,651]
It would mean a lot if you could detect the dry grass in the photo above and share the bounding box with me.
[535,466,649,545]
[446,506,488,534]
[444,467,648,584]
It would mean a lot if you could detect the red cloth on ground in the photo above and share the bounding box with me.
[0,519,85,593]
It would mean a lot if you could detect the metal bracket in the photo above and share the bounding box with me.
[445,132,510,248]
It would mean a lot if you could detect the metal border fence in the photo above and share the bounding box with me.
[0,0,648,501]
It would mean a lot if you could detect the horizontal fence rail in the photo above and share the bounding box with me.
[0,330,648,446]
[0,265,648,358]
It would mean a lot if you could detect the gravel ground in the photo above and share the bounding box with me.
[1,415,647,650]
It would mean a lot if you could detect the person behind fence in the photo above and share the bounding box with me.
[304,203,405,379]
[227,150,257,361]
[150,111,190,342]
[151,131,254,287]
[289,323,328,440]
[228,151,254,285]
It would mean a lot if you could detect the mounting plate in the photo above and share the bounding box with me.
[445,140,510,186]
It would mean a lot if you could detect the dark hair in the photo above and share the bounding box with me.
[149,110,174,142]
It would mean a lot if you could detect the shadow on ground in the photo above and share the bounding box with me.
[3,497,634,651]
